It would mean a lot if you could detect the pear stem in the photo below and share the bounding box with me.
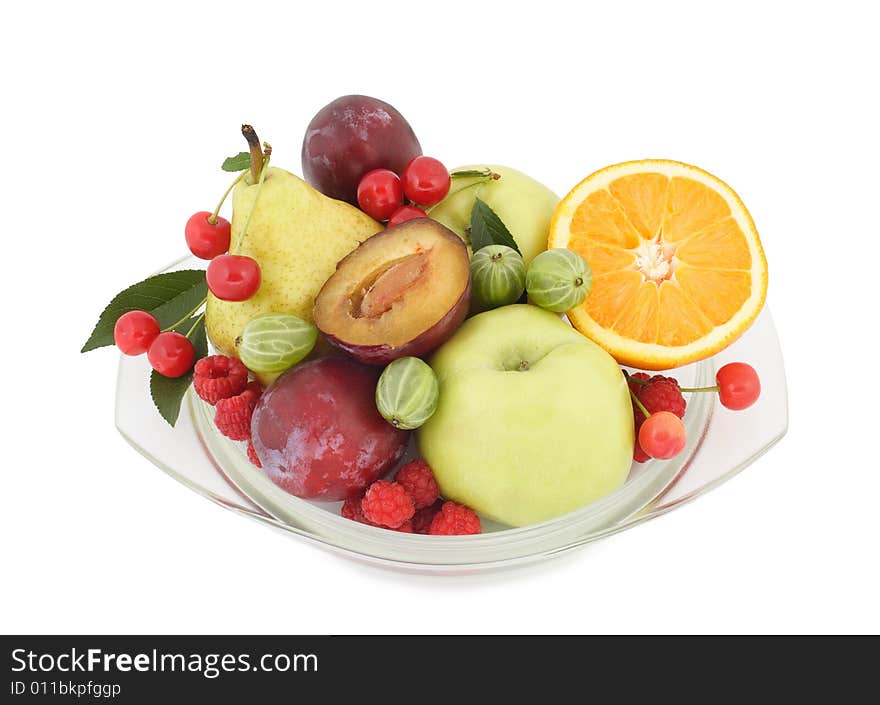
[208,171,247,225]
[241,125,264,182]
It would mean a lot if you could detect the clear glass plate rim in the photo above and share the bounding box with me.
[116,409,787,571]
[114,254,789,572]
[189,375,716,547]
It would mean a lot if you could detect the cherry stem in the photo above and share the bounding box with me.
[241,125,264,182]
[628,388,651,418]
[425,170,500,215]
[161,296,208,333]
[184,312,206,339]
[449,168,498,180]
[234,154,271,253]
[625,374,719,394]
[208,171,247,225]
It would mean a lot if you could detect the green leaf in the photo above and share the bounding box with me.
[81,270,207,353]
[222,152,251,172]
[469,198,521,255]
[149,370,194,427]
[149,316,207,426]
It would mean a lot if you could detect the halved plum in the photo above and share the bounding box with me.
[313,218,471,365]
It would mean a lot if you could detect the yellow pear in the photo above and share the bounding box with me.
[206,167,382,358]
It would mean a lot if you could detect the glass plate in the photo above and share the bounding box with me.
[115,256,788,574]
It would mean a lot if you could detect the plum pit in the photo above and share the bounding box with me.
[352,249,431,319]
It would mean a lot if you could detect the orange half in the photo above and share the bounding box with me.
[549,160,767,369]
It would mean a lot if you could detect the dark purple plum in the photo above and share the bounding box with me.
[301,95,422,205]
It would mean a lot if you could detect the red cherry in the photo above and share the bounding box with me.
[185,211,231,260]
[402,156,450,206]
[113,310,160,355]
[638,411,687,460]
[387,205,427,227]
[716,362,761,410]
[357,169,404,221]
[206,254,261,301]
[147,332,195,378]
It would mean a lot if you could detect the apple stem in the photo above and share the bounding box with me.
[208,170,247,225]
[241,125,265,182]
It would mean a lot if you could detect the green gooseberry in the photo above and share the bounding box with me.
[526,248,592,313]
[375,356,440,430]
[470,244,526,310]
[236,313,318,374]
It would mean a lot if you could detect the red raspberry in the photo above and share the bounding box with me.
[429,501,481,536]
[360,480,415,529]
[341,496,412,532]
[214,384,261,441]
[633,440,651,464]
[411,500,443,534]
[244,380,263,396]
[629,373,686,463]
[341,496,359,521]
[636,375,686,423]
[341,496,377,526]
[628,371,651,396]
[193,355,248,405]
[247,440,261,468]
[395,460,439,509]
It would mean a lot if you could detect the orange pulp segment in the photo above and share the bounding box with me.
[548,160,767,369]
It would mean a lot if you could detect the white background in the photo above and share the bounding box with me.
[2,1,877,634]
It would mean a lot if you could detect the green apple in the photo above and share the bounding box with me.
[418,305,634,527]
[428,165,558,266]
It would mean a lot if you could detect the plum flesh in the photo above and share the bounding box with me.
[313,219,471,365]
